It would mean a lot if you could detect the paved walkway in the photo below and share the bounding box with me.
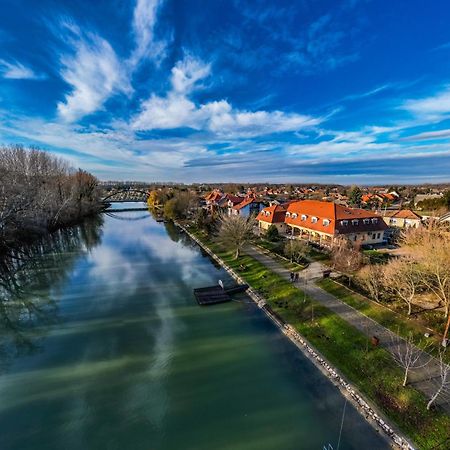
[245,245,450,413]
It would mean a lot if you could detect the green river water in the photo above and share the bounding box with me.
[0,205,389,450]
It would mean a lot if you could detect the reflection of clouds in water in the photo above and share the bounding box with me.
[100,214,184,428]
[87,246,138,300]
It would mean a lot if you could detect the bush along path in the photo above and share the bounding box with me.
[245,245,450,415]
[178,225,450,450]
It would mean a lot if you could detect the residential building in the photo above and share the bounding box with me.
[256,205,288,233]
[381,210,422,228]
[230,195,264,217]
[283,200,387,246]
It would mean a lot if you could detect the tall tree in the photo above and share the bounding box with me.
[217,214,254,259]
[383,258,421,315]
[348,185,362,207]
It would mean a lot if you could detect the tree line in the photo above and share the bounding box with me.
[0,145,102,252]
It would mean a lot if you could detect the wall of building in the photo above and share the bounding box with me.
[259,221,287,233]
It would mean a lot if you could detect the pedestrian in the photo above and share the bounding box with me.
[290,272,294,282]
[295,272,299,282]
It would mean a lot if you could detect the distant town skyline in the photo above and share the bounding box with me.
[1,0,450,183]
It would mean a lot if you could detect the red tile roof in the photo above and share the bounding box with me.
[284,200,387,235]
[383,209,422,220]
[256,205,287,223]
[233,196,255,210]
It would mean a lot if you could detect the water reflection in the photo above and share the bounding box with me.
[0,211,389,450]
[0,216,103,368]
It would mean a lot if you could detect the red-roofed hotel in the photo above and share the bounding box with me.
[257,200,387,246]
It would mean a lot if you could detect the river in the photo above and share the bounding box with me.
[0,204,389,450]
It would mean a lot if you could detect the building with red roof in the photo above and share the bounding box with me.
[256,205,288,233]
[381,209,422,228]
[257,200,387,246]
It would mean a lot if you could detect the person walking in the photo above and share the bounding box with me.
[290,272,294,282]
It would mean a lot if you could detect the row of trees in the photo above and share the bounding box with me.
[147,188,196,220]
[0,145,102,251]
[355,227,450,321]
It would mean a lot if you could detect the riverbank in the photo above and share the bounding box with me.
[177,223,450,450]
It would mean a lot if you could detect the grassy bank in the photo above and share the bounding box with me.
[317,278,449,363]
[191,229,450,450]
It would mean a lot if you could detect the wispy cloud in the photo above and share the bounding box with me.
[0,59,45,80]
[129,0,166,67]
[402,128,450,141]
[403,85,450,122]
[132,55,322,136]
[57,26,132,123]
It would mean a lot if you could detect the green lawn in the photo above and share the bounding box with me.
[191,229,450,450]
[317,278,449,363]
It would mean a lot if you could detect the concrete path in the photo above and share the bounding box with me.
[245,245,450,413]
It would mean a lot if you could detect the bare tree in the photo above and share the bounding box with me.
[427,349,450,410]
[0,145,101,250]
[357,264,385,303]
[217,213,254,259]
[391,332,431,387]
[383,258,421,315]
[284,239,308,263]
[331,236,363,275]
[402,226,450,318]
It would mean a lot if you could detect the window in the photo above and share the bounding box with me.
[311,216,318,223]
[292,213,298,219]
[301,214,307,221]
[363,219,370,225]
[323,219,330,226]
[371,218,378,224]
[341,220,348,226]
[352,219,359,225]
[390,218,397,225]
[286,212,291,217]
[372,233,376,239]
[377,233,381,239]
[265,211,271,217]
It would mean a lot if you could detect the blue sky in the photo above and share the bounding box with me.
[1,0,450,183]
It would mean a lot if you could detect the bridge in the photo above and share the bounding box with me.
[102,188,150,203]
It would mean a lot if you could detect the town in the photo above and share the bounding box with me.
[2,1,450,449]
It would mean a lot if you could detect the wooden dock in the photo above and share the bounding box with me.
[193,286,231,305]
[193,283,249,306]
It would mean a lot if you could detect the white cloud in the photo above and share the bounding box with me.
[403,85,450,121]
[132,56,321,136]
[0,59,45,80]
[171,56,211,94]
[129,0,166,67]
[57,31,132,123]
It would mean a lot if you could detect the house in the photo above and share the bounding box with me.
[256,205,288,233]
[381,210,422,228]
[230,195,264,217]
[284,200,387,246]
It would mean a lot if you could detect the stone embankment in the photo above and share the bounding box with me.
[177,224,415,450]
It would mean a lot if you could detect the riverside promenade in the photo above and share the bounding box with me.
[177,224,415,449]
[244,245,450,414]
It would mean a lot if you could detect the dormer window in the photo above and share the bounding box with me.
[286,212,291,217]
[301,214,307,221]
[311,216,318,223]
[371,218,378,224]
[341,220,348,226]
[265,211,271,217]
[292,213,298,219]
[363,219,370,225]
[323,219,330,226]
[352,219,359,225]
